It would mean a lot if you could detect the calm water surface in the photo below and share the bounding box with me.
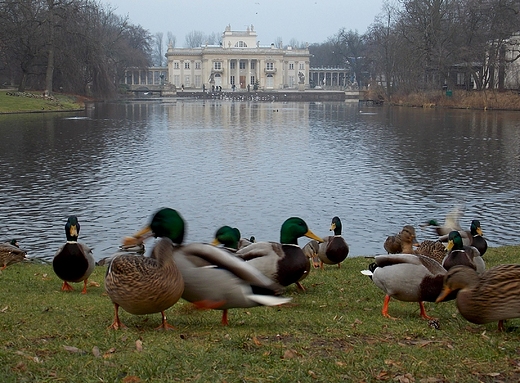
[1,100,519,262]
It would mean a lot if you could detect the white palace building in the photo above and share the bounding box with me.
[166,24,310,91]
[121,25,356,98]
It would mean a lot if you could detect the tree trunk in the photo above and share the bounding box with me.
[44,0,55,96]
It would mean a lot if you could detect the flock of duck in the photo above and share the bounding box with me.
[363,211,520,332]
[1,206,519,332]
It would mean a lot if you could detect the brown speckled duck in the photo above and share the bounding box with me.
[383,225,416,254]
[0,239,26,270]
[52,216,95,294]
[436,264,520,331]
[105,208,185,330]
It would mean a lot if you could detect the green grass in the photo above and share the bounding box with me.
[1,247,520,382]
[0,91,84,113]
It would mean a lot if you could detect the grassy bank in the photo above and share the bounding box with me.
[1,245,520,382]
[0,91,85,113]
[388,89,520,110]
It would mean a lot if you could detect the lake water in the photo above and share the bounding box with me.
[1,99,519,262]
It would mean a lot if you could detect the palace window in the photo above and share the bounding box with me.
[195,62,201,69]
[251,61,255,70]
[289,63,294,70]
[299,63,305,70]
[266,62,274,71]
[250,76,255,85]
[234,41,247,47]
[195,75,202,88]
[239,61,246,69]
[184,62,190,69]
[230,75,235,85]
[174,62,180,69]
[230,61,236,70]
[214,61,222,70]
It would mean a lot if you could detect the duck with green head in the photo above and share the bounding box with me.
[442,230,485,273]
[469,220,487,257]
[123,208,291,326]
[313,216,349,269]
[52,216,95,294]
[212,226,256,251]
[235,217,324,289]
[212,226,242,252]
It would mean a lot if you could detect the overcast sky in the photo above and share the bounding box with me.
[104,0,386,47]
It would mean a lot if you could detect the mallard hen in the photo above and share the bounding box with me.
[0,239,26,270]
[436,264,520,331]
[302,240,320,268]
[52,216,95,294]
[106,238,184,330]
[383,225,416,254]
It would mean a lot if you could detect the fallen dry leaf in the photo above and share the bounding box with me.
[89,281,100,287]
[135,340,143,352]
[394,373,415,383]
[63,345,86,354]
[103,347,116,359]
[122,376,141,383]
[92,346,101,358]
[252,336,262,346]
[282,349,299,359]
[0,306,8,313]
[308,370,317,379]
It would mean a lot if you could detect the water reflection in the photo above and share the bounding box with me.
[1,101,519,262]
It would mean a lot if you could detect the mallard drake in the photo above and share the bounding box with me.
[52,216,95,294]
[442,231,485,273]
[212,226,242,252]
[436,264,520,331]
[383,225,417,254]
[421,205,464,236]
[127,208,291,326]
[311,216,349,269]
[0,239,26,270]
[469,220,487,257]
[238,236,256,249]
[235,217,324,290]
[361,254,449,319]
[212,226,256,252]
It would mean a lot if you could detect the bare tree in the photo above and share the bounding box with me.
[153,32,164,66]
[184,30,205,48]
[167,31,176,48]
